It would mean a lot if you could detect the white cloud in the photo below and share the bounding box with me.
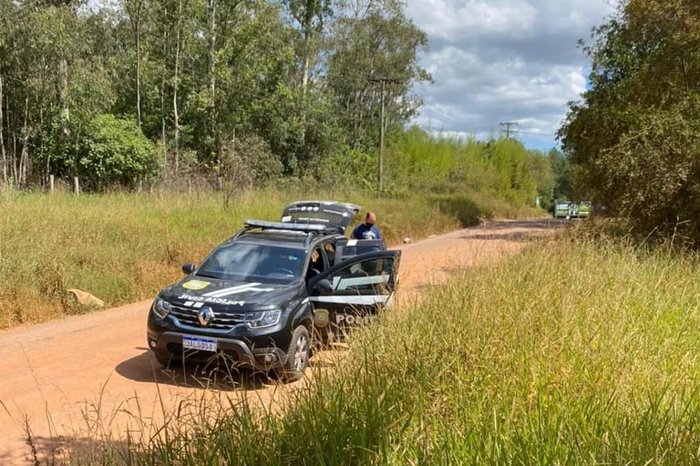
[407,0,616,149]
[412,0,538,41]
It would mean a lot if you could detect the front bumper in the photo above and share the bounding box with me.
[147,329,288,370]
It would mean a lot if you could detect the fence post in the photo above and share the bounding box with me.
[49,174,54,193]
[73,176,80,195]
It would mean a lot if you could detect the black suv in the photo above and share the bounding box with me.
[147,201,401,381]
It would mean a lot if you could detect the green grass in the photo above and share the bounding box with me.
[81,236,700,465]
[0,188,538,328]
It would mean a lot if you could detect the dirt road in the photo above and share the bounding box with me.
[0,220,561,464]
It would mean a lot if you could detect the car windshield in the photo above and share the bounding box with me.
[196,242,305,283]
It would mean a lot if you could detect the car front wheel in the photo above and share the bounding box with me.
[279,325,311,382]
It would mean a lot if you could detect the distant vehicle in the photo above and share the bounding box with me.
[577,201,592,219]
[553,201,592,219]
[553,201,572,219]
[146,200,401,381]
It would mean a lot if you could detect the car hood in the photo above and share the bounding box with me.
[160,277,301,312]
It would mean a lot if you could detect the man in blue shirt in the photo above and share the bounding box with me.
[352,212,382,240]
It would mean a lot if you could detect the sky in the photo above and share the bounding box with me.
[405,0,618,151]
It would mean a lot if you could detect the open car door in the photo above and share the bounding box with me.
[335,237,386,262]
[308,249,401,340]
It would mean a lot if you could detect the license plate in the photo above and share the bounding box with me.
[182,336,217,352]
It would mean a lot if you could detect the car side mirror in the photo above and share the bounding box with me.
[314,278,333,295]
[181,263,196,275]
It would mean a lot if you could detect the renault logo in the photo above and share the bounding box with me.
[198,307,215,327]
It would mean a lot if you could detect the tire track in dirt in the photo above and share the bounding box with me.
[0,219,563,464]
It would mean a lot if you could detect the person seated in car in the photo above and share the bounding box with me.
[352,212,382,240]
[306,248,324,279]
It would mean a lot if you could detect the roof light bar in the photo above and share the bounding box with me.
[243,219,339,234]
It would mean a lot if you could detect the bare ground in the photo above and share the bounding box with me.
[0,219,563,465]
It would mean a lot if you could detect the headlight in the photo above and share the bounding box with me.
[246,309,281,329]
[153,297,172,318]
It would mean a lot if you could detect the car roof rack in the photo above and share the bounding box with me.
[231,219,342,241]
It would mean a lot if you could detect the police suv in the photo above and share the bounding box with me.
[147,201,401,381]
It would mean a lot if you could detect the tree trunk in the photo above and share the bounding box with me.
[11,134,16,185]
[41,106,48,186]
[126,0,144,127]
[160,5,168,169]
[59,57,70,138]
[301,29,310,95]
[19,96,29,188]
[0,74,6,187]
[208,0,222,178]
[208,0,217,97]
[172,0,185,173]
[136,15,142,127]
[39,54,48,185]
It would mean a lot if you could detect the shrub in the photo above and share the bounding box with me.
[428,194,486,227]
[78,114,158,190]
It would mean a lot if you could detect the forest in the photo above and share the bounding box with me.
[0,0,569,210]
[0,0,431,190]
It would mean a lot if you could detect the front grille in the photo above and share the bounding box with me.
[170,305,246,331]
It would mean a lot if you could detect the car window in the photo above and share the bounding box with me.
[196,243,304,283]
[339,239,384,261]
[327,257,393,293]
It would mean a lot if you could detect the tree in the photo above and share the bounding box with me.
[123,0,145,127]
[560,0,700,240]
[548,149,573,202]
[327,0,431,150]
[0,2,115,187]
[284,0,332,94]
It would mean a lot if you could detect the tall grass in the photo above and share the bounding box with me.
[84,237,700,465]
[0,189,444,328]
[0,188,538,329]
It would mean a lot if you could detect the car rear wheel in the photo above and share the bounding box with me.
[279,325,310,382]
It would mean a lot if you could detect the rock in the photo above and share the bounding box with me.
[403,237,412,244]
[67,289,105,308]
[428,234,437,238]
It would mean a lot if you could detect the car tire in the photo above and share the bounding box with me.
[279,325,311,382]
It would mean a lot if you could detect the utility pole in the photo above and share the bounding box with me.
[500,121,519,139]
[368,77,402,190]
[379,79,385,191]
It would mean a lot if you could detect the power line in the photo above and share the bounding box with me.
[499,121,519,139]
[512,130,557,137]
[499,121,557,138]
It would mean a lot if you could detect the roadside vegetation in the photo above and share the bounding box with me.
[0,189,448,328]
[0,128,559,329]
[68,232,700,465]
[0,0,571,329]
[0,186,540,329]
